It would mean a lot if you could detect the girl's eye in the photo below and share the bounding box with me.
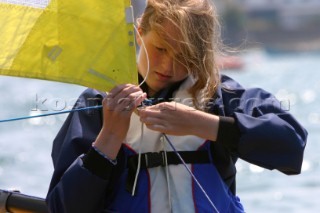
[156,47,166,52]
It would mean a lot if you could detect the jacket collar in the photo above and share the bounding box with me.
[138,74,187,105]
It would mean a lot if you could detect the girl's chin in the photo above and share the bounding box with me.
[147,84,167,96]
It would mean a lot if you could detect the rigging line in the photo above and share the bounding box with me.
[162,133,220,213]
[0,105,103,123]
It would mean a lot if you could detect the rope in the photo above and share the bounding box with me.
[0,105,102,123]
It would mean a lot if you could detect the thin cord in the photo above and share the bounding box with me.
[131,122,144,196]
[162,134,220,213]
[0,105,103,123]
[130,24,150,196]
[134,25,150,88]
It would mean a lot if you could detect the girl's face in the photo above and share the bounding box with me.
[136,23,189,96]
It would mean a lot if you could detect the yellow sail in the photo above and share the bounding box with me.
[0,0,137,92]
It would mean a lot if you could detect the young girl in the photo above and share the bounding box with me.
[46,0,307,212]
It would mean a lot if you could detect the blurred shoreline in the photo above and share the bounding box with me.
[247,28,320,53]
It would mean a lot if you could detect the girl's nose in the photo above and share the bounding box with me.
[161,55,174,75]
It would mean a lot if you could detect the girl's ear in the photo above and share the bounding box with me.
[136,26,143,47]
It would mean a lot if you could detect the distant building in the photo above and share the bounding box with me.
[213,0,320,50]
[215,0,320,30]
[239,0,320,30]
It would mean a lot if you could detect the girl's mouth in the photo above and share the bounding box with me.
[155,72,172,81]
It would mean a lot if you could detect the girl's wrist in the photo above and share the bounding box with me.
[91,144,117,165]
[191,110,220,141]
[94,131,123,160]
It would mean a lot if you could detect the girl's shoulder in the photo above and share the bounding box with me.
[220,74,244,91]
[219,74,275,100]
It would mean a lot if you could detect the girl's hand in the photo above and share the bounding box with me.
[94,84,146,159]
[139,102,219,141]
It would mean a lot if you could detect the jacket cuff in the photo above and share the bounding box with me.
[82,147,114,180]
[217,116,241,152]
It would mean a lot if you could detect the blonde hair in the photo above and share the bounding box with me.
[137,0,222,110]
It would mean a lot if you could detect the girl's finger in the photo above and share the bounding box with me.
[106,85,143,110]
[138,107,163,120]
[145,123,166,132]
[112,91,147,112]
[140,115,164,125]
[107,84,134,98]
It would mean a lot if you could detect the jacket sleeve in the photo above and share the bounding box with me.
[218,77,308,175]
[46,89,125,213]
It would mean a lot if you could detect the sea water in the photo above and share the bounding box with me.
[226,50,320,213]
[0,49,319,212]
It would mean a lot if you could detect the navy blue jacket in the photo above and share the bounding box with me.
[46,75,307,212]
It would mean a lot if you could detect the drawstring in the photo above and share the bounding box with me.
[131,122,144,196]
[131,126,173,213]
[130,131,219,212]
